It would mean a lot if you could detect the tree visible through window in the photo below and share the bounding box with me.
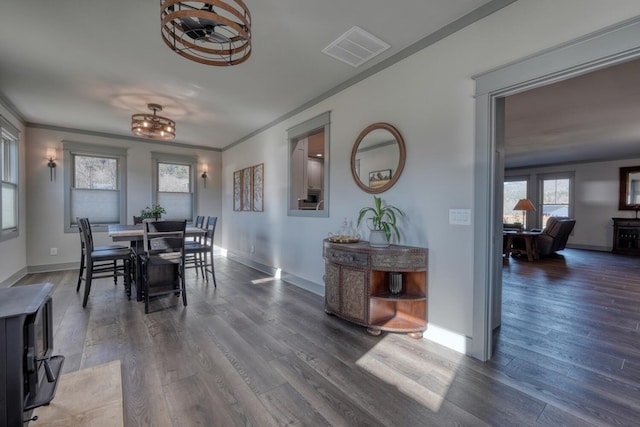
[159,163,190,192]
[156,161,193,221]
[71,154,120,225]
[74,155,117,190]
[503,180,527,224]
[541,177,570,228]
[64,142,127,232]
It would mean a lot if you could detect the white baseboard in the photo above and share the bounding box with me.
[423,324,472,355]
[1,267,28,288]
[225,251,278,276]
[28,262,79,274]
[225,251,325,296]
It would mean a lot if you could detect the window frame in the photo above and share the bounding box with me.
[537,172,575,228]
[63,142,127,233]
[287,111,330,218]
[0,116,19,241]
[503,176,529,226]
[151,152,197,223]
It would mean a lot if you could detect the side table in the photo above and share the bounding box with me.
[504,231,542,261]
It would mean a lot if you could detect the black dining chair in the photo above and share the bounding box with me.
[77,218,132,307]
[76,217,130,293]
[185,215,205,274]
[184,216,217,287]
[140,220,187,313]
[129,216,145,280]
[194,215,205,230]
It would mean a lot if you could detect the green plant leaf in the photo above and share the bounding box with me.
[374,195,382,213]
[357,207,376,227]
[357,196,404,239]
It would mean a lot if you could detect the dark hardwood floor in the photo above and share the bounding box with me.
[15,248,640,426]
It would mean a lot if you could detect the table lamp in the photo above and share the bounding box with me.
[513,199,536,228]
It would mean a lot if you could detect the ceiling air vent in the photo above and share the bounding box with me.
[322,26,390,68]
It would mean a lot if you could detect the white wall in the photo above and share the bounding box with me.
[24,127,222,269]
[0,106,27,286]
[221,0,640,349]
[5,0,640,351]
[507,158,640,251]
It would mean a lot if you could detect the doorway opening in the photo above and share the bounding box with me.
[472,17,640,361]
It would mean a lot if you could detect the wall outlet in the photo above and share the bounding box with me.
[50,247,58,256]
[250,244,255,253]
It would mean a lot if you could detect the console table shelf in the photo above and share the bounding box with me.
[323,239,428,338]
[370,312,425,331]
[370,293,427,301]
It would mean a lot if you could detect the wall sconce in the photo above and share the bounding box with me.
[201,164,208,188]
[46,148,57,181]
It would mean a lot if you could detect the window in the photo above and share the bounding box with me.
[288,111,330,217]
[152,153,196,221]
[1,116,19,241]
[540,174,573,228]
[64,142,127,232]
[503,179,528,225]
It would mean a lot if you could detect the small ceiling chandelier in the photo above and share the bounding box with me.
[131,103,176,141]
[160,1,252,66]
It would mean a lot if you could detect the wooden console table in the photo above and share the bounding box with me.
[322,239,428,338]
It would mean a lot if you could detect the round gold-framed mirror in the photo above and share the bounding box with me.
[350,123,406,194]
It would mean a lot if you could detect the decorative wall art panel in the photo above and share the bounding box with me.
[242,167,252,211]
[252,163,264,212]
[233,163,264,213]
[233,170,241,211]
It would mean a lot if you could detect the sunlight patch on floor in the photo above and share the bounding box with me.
[251,277,276,285]
[355,335,462,412]
[251,268,281,284]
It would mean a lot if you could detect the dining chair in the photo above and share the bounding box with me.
[76,217,130,293]
[77,218,132,307]
[130,216,145,278]
[195,215,205,230]
[140,220,187,314]
[184,215,205,277]
[186,216,205,246]
[184,216,217,287]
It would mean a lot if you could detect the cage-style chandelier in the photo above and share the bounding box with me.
[160,0,252,66]
[131,104,176,141]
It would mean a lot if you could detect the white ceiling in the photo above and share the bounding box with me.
[3,1,637,167]
[0,0,494,150]
[505,58,640,169]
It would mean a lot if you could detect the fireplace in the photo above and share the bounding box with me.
[0,283,65,426]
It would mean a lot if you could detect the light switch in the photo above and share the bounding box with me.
[449,209,471,225]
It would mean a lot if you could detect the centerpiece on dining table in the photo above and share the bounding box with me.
[140,204,166,221]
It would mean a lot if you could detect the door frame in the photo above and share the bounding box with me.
[470,16,640,361]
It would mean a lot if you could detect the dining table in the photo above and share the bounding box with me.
[108,224,205,301]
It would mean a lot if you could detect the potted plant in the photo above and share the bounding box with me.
[141,204,166,221]
[357,195,404,247]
